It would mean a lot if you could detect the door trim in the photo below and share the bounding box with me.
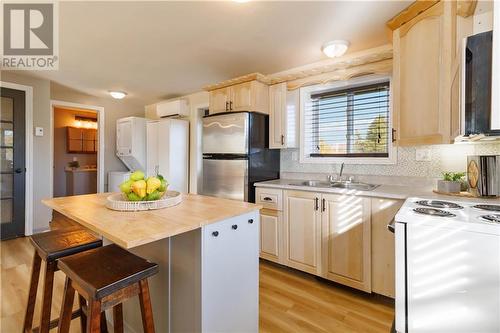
[0,81,34,236]
[49,100,105,196]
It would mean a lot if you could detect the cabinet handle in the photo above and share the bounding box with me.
[232,224,238,230]
[229,101,233,111]
[315,197,319,211]
[322,198,326,212]
[212,231,219,237]
[248,219,254,224]
[281,135,285,145]
[225,102,229,111]
[262,197,273,201]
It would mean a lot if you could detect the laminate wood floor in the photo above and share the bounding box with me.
[1,219,394,332]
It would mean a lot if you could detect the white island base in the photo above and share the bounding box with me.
[107,211,259,333]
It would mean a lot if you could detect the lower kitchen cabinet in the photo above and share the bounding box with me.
[283,190,322,275]
[371,198,403,298]
[259,208,282,263]
[258,187,401,295]
[322,194,372,292]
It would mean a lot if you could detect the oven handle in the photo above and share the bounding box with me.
[387,219,395,233]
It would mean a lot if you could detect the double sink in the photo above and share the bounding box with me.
[288,180,380,191]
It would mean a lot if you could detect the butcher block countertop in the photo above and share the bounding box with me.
[42,193,261,249]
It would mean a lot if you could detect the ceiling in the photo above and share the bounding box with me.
[19,1,411,105]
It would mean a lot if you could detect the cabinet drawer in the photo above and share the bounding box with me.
[256,188,282,210]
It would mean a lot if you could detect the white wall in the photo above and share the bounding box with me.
[145,91,209,194]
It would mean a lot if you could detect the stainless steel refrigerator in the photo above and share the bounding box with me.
[201,112,280,202]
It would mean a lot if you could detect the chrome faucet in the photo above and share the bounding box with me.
[328,162,346,184]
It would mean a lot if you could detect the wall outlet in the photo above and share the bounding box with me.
[291,151,298,161]
[415,148,431,161]
[34,127,44,136]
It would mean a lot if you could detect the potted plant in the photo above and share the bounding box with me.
[438,172,466,193]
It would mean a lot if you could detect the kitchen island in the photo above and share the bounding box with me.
[43,193,261,333]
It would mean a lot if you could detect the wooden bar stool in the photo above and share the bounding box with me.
[23,226,103,333]
[57,244,159,333]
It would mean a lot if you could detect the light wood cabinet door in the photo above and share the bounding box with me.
[260,209,282,263]
[283,190,321,275]
[209,87,230,114]
[269,83,286,149]
[371,198,403,298]
[322,194,371,292]
[231,82,253,112]
[269,84,299,149]
[393,1,456,146]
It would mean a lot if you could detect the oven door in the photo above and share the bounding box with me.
[395,222,407,333]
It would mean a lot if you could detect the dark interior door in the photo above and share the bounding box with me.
[1,87,26,240]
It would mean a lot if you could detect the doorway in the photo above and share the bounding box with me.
[1,87,26,240]
[50,100,105,200]
[52,107,98,198]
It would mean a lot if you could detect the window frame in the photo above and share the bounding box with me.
[299,75,397,165]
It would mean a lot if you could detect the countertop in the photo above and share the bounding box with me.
[255,179,500,203]
[43,193,261,249]
[65,167,97,173]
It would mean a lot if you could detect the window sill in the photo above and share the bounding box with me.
[299,150,397,165]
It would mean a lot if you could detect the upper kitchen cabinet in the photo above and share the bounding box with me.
[205,73,269,115]
[208,87,231,114]
[392,1,458,146]
[269,83,298,149]
[67,127,97,153]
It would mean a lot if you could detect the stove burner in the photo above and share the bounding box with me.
[413,207,456,217]
[473,204,500,212]
[416,200,463,209]
[480,214,500,224]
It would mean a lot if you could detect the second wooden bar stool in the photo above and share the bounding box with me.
[23,226,103,333]
[57,244,159,333]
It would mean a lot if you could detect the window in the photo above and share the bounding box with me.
[302,80,391,160]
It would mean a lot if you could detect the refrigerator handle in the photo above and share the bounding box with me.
[387,219,395,233]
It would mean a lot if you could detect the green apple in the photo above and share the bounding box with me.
[130,170,145,181]
[127,192,141,201]
[119,179,133,193]
[158,179,168,192]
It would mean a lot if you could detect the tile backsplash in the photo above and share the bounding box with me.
[280,142,500,179]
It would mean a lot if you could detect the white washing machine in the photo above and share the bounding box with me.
[108,171,131,192]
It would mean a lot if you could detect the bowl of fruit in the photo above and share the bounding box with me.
[106,170,182,211]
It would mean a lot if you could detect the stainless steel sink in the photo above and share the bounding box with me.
[288,180,331,188]
[288,180,379,191]
[330,182,379,191]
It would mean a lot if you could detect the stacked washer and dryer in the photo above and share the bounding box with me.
[108,116,189,193]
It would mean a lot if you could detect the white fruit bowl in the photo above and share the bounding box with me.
[106,190,182,211]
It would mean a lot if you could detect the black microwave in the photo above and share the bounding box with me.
[464,30,499,136]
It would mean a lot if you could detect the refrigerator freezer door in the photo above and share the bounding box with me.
[202,113,249,154]
[202,159,248,201]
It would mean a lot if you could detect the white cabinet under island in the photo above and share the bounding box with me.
[43,193,261,333]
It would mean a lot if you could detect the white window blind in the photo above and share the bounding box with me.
[304,82,390,158]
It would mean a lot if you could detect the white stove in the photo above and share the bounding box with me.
[394,197,500,333]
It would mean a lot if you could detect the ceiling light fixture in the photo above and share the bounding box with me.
[233,0,250,3]
[321,40,350,58]
[109,91,127,99]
